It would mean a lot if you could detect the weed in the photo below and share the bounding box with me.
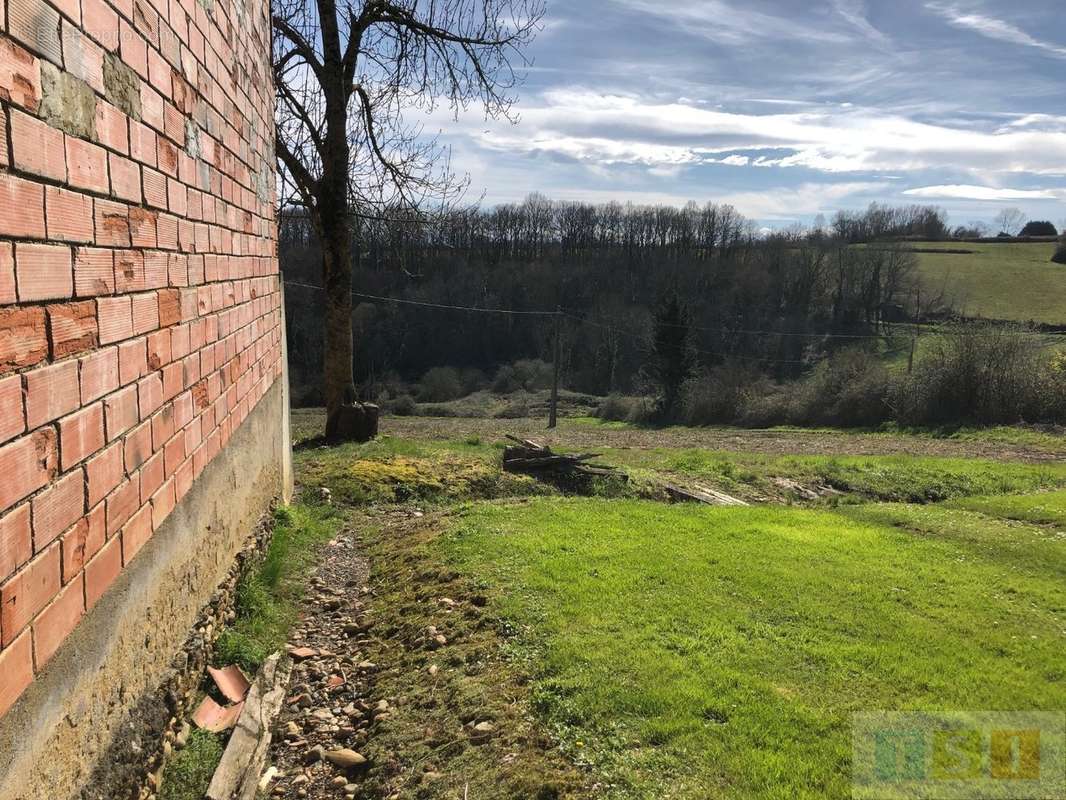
[158,730,223,800]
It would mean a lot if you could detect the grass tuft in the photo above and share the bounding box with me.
[159,730,224,800]
[214,504,340,671]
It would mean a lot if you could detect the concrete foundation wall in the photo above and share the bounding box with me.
[0,375,290,800]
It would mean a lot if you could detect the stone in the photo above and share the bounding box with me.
[39,62,96,139]
[303,745,325,765]
[103,53,141,119]
[325,749,367,770]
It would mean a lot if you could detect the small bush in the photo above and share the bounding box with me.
[460,367,489,395]
[491,365,521,394]
[682,362,766,426]
[596,394,638,422]
[513,359,554,391]
[894,324,1052,426]
[390,394,417,416]
[418,367,464,402]
[792,348,892,427]
[495,398,530,418]
[1053,235,1066,265]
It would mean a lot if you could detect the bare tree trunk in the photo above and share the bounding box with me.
[322,223,355,436]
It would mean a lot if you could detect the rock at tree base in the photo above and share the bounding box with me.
[325,402,379,443]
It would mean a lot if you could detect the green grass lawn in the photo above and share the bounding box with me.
[915,241,1065,324]
[438,496,1066,799]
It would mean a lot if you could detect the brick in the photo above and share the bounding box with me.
[0,243,13,304]
[114,250,145,293]
[9,109,65,181]
[174,456,192,502]
[94,101,127,153]
[105,476,137,535]
[167,178,187,216]
[0,429,57,514]
[9,0,61,67]
[109,153,141,202]
[83,0,120,51]
[142,166,166,208]
[129,119,156,166]
[15,243,73,302]
[0,630,33,717]
[119,19,147,79]
[131,292,159,334]
[84,532,120,608]
[31,468,83,550]
[65,136,110,193]
[97,295,133,344]
[32,573,84,667]
[128,208,158,248]
[120,503,152,564]
[85,441,123,507]
[156,213,177,249]
[143,251,167,289]
[0,173,46,238]
[150,402,173,448]
[52,0,82,25]
[140,83,163,131]
[118,338,146,384]
[157,136,177,176]
[59,402,104,469]
[62,22,104,94]
[73,247,115,297]
[162,432,183,476]
[45,186,94,244]
[94,199,131,246]
[104,384,137,440]
[1,542,60,645]
[0,374,25,446]
[161,361,182,400]
[123,419,151,472]
[0,505,31,583]
[80,347,119,403]
[149,477,174,528]
[157,288,181,328]
[48,301,98,358]
[145,329,171,370]
[24,360,79,429]
[0,306,47,375]
[60,501,104,583]
[136,372,162,419]
[138,451,163,502]
[0,37,42,112]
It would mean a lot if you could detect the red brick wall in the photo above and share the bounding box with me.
[0,0,280,717]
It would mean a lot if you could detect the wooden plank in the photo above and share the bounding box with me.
[206,653,291,800]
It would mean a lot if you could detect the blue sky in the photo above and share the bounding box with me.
[433,0,1066,228]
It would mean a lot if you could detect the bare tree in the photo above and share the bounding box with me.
[272,0,544,439]
[993,208,1025,237]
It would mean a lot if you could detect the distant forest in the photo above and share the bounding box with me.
[280,196,952,404]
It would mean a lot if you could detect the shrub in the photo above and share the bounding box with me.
[1053,235,1066,265]
[494,398,529,418]
[894,324,1050,426]
[390,394,417,416]
[791,348,892,427]
[596,394,638,422]
[513,359,554,391]
[460,367,489,395]
[682,361,765,426]
[491,365,521,394]
[418,366,464,402]
[1020,221,1057,237]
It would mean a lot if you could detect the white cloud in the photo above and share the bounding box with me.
[926,2,1066,59]
[831,0,890,45]
[613,0,849,45]
[903,184,1064,201]
[459,90,1066,176]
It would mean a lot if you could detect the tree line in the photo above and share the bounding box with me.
[280,197,950,405]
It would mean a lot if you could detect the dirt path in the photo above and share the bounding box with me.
[266,508,585,800]
[372,416,1064,463]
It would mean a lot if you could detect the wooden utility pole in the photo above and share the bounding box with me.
[548,308,561,428]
